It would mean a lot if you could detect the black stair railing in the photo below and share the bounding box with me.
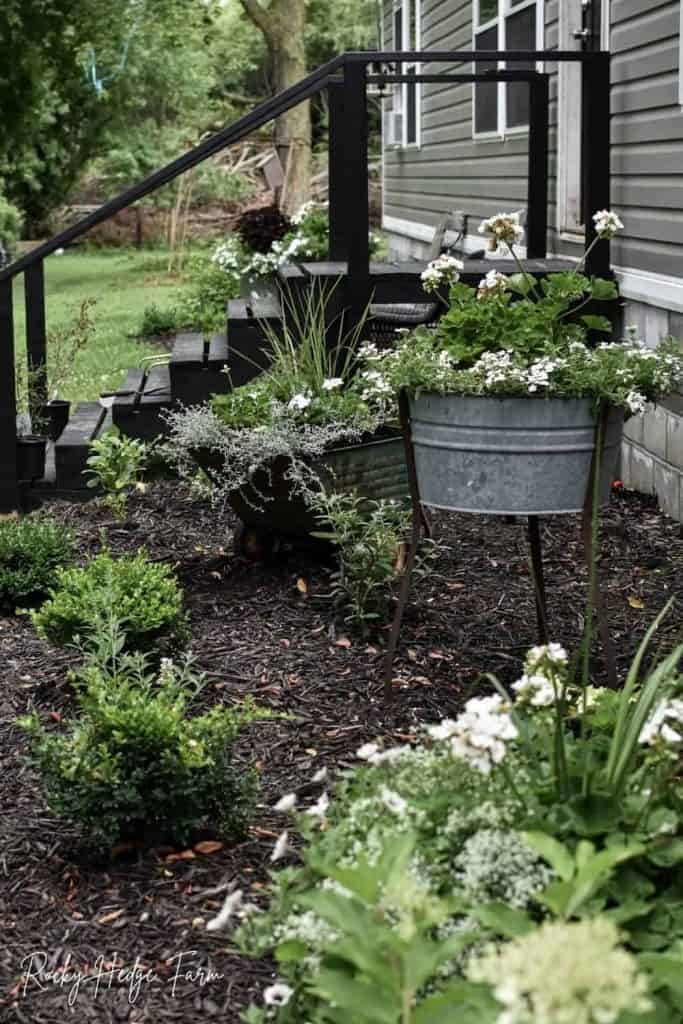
[0,48,610,512]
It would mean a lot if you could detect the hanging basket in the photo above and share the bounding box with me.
[408,394,623,515]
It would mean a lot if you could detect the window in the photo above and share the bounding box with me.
[473,0,543,137]
[386,0,421,146]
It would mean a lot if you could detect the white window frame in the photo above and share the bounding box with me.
[387,0,421,148]
[472,0,544,140]
[556,0,610,238]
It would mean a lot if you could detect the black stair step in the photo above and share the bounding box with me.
[169,331,229,406]
[112,364,173,441]
[226,296,283,388]
[54,401,109,491]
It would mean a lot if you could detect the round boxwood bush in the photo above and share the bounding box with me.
[0,516,76,613]
[31,548,188,655]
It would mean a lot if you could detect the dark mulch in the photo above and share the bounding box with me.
[1,482,682,1022]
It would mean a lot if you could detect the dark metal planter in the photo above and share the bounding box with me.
[16,435,47,482]
[408,394,623,515]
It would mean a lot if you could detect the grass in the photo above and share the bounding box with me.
[12,248,189,403]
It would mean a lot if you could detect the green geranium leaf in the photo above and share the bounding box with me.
[580,314,613,333]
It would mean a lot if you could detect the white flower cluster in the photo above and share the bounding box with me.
[478,211,525,249]
[321,377,343,391]
[593,208,624,240]
[454,828,555,909]
[426,696,518,775]
[625,390,649,415]
[420,254,464,294]
[356,741,410,766]
[288,391,312,413]
[526,357,564,393]
[512,643,568,709]
[477,268,509,300]
[291,199,327,226]
[359,367,394,402]
[639,698,683,748]
[467,916,652,1024]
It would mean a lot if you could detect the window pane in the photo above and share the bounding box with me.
[475,26,498,134]
[505,5,535,128]
[394,5,402,47]
[477,0,498,26]
[406,66,417,143]
[408,0,417,49]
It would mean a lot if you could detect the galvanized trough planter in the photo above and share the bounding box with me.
[229,433,408,538]
[408,394,623,515]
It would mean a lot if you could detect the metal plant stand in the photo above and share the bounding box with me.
[383,391,617,700]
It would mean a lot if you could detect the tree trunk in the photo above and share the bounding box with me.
[240,0,311,216]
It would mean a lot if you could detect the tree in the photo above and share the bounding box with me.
[239,0,311,216]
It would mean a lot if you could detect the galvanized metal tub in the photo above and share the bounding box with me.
[228,434,408,537]
[409,394,623,515]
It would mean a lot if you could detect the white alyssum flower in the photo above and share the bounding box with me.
[429,696,518,775]
[288,392,312,412]
[263,982,294,1006]
[639,698,683,747]
[379,786,409,816]
[321,377,344,391]
[478,211,525,248]
[206,888,243,932]
[467,916,651,1024]
[420,254,464,294]
[273,792,297,812]
[455,828,555,909]
[625,390,649,415]
[270,831,290,863]
[593,208,624,240]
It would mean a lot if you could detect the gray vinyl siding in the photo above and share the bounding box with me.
[383,0,683,282]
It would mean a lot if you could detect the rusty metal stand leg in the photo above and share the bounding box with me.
[383,390,423,701]
[581,405,618,688]
[527,516,549,644]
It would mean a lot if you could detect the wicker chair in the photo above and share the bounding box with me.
[368,210,481,346]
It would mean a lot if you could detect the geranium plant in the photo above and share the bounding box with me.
[359,211,683,415]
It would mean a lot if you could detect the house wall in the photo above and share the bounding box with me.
[382,0,683,521]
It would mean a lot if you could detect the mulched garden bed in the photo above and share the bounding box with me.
[1,482,681,1023]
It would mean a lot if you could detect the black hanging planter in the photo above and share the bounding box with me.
[16,435,47,482]
[41,399,71,441]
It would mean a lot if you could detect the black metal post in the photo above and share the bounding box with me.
[25,261,48,409]
[582,53,611,277]
[527,74,549,260]
[328,78,351,261]
[527,516,549,643]
[0,277,19,513]
[343,59,371,329]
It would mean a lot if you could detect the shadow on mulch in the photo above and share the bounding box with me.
[1,482,681,1022]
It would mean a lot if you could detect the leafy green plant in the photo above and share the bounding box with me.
[0,192,22,254]
[0,516,76,612]
[85,429,149,516]
[137,303,179,338]
[31,547,188,656]
[19,618,268,848]
[310,491,440,635]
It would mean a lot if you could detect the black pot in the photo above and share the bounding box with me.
[16,435,47,482]
[41,399,71,441]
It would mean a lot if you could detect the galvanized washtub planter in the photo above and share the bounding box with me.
[409,394,624,515]
[227,434,408,537]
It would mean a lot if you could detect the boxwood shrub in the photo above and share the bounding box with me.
[0,516,76,613]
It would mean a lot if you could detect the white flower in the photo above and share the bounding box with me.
[312,766,328,782]
[527,643,568,668]
[478,211,525,248]
[639,699,683,747]
[512,673,556,708]
[420,254,464,294]
[273,792,297,812]
[206,889,243,932]
[357,742,380,761]
[379,786,408,816]
[306,792,330,819]
[477,268,509,299]
[270,831,290,863]
[322,377,344,391]
[427,719,459,741]
[264,982,294,1006]
[593,208,624,240]
[288,393,311,412]
[431,696,518,775]
[625,390,648,415]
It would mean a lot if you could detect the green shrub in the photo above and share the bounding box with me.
[31,548,188,655]
[19,628,267,848]
[0,517,76,612]
[137,303,179,338]
[0,193,22,254]
[85,430,149,516]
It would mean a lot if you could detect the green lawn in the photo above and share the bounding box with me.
[12,248,188,402]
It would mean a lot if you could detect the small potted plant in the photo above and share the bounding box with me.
[41,298,97,440]
[360,211,683,515]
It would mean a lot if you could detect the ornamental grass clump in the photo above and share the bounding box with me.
[233,611,683,1023]
[19,621,269,849]
[0,516,76,613]
[360,209,683,414]
[31,548,188,656]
